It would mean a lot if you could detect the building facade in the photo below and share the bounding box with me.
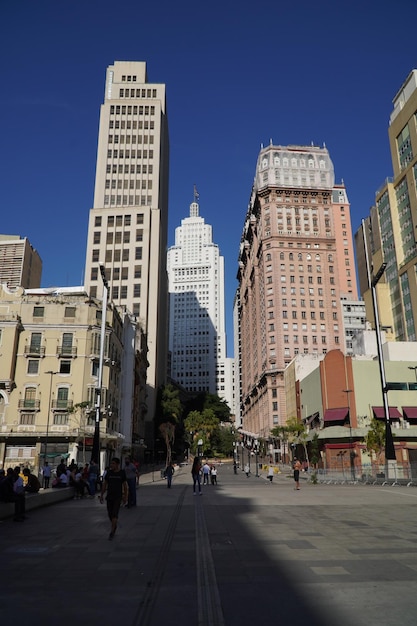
[167,198,234,411]
[237,144,358,440]
[0,284,145,473]
[0,234,42,289]
[356,70,417,341]
[84,61,169,436]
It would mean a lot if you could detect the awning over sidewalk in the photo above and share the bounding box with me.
[402,407,417,420]
[372,406,402,419]
[323,408,348,422]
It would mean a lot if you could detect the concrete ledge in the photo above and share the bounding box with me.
[0,487,75,520]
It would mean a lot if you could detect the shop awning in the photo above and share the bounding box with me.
[323,408,348,422]
[402,407,417,420]
[372,406,402,419]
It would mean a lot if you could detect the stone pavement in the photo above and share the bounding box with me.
[1,462,417,626]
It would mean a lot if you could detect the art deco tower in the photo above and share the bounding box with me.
[237,143,357,438]
[84,61,169,424]
[167,195,234,410]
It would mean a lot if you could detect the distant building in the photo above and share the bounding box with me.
[286,343,417,474]
[84,61,170,437]
[0,234,42,288]
[0,284,146,471]
[167,197,234,412]
[341,298,366,355]
[355,70,417,341]
[237,143,358,441]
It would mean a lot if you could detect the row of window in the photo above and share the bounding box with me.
[94,214,144,227]
[105,179,152,190]
[109,120,154,130]
[106,150,153,166]
[119,88,157,98]
[104,195,152,206]
[109,105,155,115]
[108,134,154,145]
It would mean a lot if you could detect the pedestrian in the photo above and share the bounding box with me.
[13,467,27,521]
[267,465,274,483]
[23,468,41,493]
[293,457,302,490]
[202,461,211,485]
[164,461,175,488]
[88,459,99,497]
[191,457,202,495]
[210,465,217,485]
[42,461,51,488]
[56,459,66,478]
[0,468,26,521]
[100,457,128,540]
[124,457,139,507]
[244,463,250,477]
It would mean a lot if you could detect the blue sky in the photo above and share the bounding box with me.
[1,0,416,356]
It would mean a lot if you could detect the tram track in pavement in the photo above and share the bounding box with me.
[131,483,225,626]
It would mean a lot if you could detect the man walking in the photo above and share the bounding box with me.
[100,458,128,540]
[124,457,139,507]
[202,461,211,485]
[164,461,175,488]
[293,457,302,490]
[42,461,51,489]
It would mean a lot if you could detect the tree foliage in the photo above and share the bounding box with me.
[158,384,182,465]
[364,418,386,463]
[184,392,231,422]
[184,408,219,455]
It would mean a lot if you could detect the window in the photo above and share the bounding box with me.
[135,247,142,260]
[59,360,71,374]
[29,332,42,354]
[64,307,76,318]
[27,360,39,375]
[94,216,102,227]
[120,286,128,299]
[33,307,44,318]
[133,284,141,297]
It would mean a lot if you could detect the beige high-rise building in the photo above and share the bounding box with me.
[356,70,417,342]
[0,235,42,288]
[237,144,357,440]
[84,61,169,431]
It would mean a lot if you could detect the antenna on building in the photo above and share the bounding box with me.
[193,184,199,203]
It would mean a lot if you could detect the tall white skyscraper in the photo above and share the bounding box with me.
[167,196,233,411]
[84,61,169,427]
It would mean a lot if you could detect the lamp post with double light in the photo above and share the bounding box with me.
[91,264,108,477]
[44,370,58,464]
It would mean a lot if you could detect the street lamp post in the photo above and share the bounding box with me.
[44,370,58,464]
[91,264,108,477]
[408,366,417,383]
[254,439,259,477]
[362,219,396,468]
[343,389,355,481]
[241,442,244,471]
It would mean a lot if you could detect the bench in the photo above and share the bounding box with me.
[0,487,75,520]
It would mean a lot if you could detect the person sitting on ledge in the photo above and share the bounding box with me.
[23,468,41,493]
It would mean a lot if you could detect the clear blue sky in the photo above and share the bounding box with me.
[1,0,416,356]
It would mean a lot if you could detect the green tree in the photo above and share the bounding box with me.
[184,408,219,456]
[364,419,386,468]
[158,384,182,465]
[185,392,231,422]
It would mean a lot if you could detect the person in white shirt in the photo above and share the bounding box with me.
[210,465,218,485]
[202,462,211,485]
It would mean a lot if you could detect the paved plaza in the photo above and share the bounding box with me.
[1,463,417,626]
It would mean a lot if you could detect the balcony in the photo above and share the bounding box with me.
[24,345,45,357]
[51,399,74,410]
[57,346,77,358]
[18,399,41,410]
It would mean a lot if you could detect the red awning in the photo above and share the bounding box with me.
[402,407,417,420]
[323,408,348,422]
[372,406,402,419]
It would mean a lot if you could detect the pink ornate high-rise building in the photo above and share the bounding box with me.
[237,143,357,439]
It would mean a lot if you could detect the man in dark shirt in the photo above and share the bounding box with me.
[99,458,128,540]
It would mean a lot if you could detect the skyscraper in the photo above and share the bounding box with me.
[0,234,42,288]
[167,195,234,411]
[84,61,169,426]
[356,70,417,342]
[237,143,357,439]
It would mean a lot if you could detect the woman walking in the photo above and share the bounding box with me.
[191,457,202,495]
